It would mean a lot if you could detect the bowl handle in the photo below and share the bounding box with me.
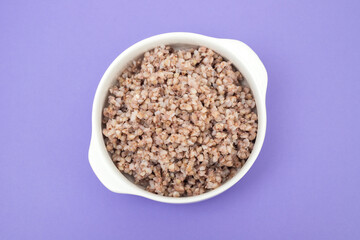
[89,137,134,194]
[220,39,268,98]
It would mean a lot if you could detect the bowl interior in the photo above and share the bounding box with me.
[101,43,257,198]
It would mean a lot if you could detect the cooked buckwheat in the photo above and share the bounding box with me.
[102,45,258,197]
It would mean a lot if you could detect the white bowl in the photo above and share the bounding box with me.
[89,32,267,204]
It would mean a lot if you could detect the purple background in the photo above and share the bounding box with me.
[1,0,360,239]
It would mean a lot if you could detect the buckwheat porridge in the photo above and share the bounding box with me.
[102,45,258,197]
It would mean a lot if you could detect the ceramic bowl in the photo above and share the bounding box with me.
[89,32,267,204]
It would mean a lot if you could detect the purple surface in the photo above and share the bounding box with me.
[1,0,360,239]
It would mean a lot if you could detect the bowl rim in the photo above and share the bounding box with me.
[90,32,267,204]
